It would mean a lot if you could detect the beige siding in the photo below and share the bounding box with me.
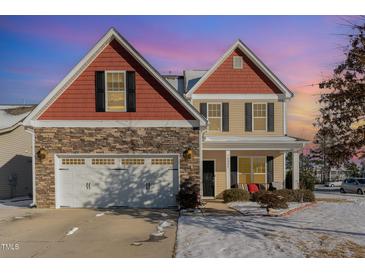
[0,126,32,198]
[274,153,285,189]
[203,150,286,196]
[192,99,284,136]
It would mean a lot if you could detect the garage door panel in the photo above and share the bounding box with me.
[57,155,178,208]
[58,169,76,207]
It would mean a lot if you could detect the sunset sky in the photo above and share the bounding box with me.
[0,16,360,140]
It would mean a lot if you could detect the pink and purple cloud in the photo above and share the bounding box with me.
[0,16,359,140]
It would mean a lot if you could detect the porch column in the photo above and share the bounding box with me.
[226,150,231,189]
[292,151,300,189]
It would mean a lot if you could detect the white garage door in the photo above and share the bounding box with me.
[56,155,179,208]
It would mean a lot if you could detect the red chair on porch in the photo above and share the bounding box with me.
[247,183,259,193]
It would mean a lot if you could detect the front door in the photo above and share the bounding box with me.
[203,160,215,197]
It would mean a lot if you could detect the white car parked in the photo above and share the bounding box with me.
[324,181,342,187]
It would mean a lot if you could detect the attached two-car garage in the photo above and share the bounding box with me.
[55,154,179,208]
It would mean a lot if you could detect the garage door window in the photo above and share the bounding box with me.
[151,158,173,165]
[122,159,145,165]
[92,158,115,165]
[62,158,85,165]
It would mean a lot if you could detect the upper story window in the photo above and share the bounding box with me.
[233,56,243,69]
[253,103,267,131]
[208,103,222,131]
[105,71,126,112]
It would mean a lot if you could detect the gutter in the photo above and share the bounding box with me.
[0,123,21,135]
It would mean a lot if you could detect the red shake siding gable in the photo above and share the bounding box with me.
[195,49,281,94]
[39,40,194,120]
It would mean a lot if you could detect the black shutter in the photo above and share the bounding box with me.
[222,103,229,132]
[245,102,252,132]
[95,71,105,112]
[267,156,274,184]
[200,103,207,118]
[267,103,274,132]
[230,156,238,188]
[126,71,136,112]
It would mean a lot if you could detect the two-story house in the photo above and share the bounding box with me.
[23,28,306,208]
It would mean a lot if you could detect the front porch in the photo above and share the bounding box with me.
[201,136,307,198]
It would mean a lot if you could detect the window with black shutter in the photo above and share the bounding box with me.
[200,103,207,118]
[95,70,136,113]
[95,71,105,112]
[245,102,252,132]
[126,71,136,112]
[222,103,229,132]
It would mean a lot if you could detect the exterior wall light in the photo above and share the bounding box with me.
[183,148,193,160]
[37,148,47,160]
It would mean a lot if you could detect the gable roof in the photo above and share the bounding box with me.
[184,70,208,92]
[185,39,294,99]
[0,105,35,134]
[23,28,207,127]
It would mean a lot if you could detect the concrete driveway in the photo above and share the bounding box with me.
[0,207,177,258]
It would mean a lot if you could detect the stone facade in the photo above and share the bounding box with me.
[34,127,200,208]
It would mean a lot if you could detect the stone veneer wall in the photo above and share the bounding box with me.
[34,127,200,208]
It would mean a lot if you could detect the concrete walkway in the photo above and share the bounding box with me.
[202,200,241,216]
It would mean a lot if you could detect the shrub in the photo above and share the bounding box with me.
[176,181,201,209]
[256,192,288,209]
[274,189,294,201]
[223,189,250,203]
[300,170,317,191]
[300,189,316,202]
[250,190,266,202]
[286,169,317,191]
[275,189,315,202]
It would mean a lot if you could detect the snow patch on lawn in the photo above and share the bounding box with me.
[229,201,312,216]
[176,198,365,257]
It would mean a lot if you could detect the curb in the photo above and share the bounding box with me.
[271,202,317,217]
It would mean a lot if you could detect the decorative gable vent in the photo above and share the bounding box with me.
[233,56,243,69]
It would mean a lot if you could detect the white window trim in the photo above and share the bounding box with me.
[252,102,267,132]
[105,70,127,112]
[233,56,243,69]
[207,102,223,132]
[237,156,267,185]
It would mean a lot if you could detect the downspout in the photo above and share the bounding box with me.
[25,127,36,207]
[199,126,207,197]
[283,99,287,135]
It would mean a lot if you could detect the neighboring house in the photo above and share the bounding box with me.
[313,166,352,183]
[0,105,34,199]
[23,28,306,209]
